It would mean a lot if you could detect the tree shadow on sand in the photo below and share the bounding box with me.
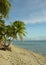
[0,45,11,51]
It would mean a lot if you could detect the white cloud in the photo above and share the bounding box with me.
[23,10,46,24]
[23,15,46,24]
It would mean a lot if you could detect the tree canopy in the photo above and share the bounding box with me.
[0,0,11,18]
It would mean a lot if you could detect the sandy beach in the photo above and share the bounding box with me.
[0,45,46,65]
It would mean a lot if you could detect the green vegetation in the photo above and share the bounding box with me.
[0,0,26,50]
[0,0,11,18]
[0,20,26,50]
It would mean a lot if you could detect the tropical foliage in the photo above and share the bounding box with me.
[12,21,26,41]
[0,20,26,48]
[0,0,11,18]
[0,0,26,50]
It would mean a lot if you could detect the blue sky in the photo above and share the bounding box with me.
[5,0,46,40]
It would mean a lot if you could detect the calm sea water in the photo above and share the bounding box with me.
[13,40,46,55]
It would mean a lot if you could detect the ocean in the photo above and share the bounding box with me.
[13,40,46,55]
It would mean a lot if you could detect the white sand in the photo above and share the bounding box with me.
[0,45,46,65]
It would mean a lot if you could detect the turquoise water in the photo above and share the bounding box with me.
[14,40,46,55]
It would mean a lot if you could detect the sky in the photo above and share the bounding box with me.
[5,0,46,40]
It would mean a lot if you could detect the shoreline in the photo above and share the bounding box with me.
[13,43,46,55]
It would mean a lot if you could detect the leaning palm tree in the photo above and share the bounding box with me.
[0,0,11,18]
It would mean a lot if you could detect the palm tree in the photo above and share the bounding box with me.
[12,21,26,41]
[0,0,11,18]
